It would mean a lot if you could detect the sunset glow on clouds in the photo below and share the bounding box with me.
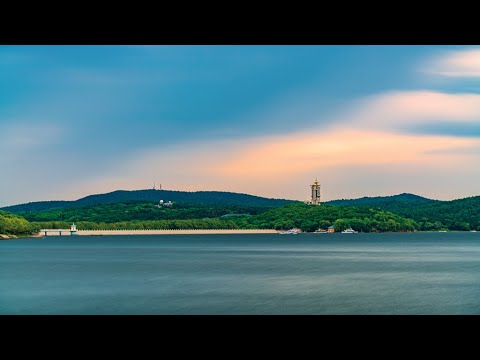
[350,91,480,128]
[2,46,480,206]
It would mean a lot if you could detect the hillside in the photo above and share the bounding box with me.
[20,201,271,223]
[5,190,480,232]
[0,200,70,213]
[0,210,38,236]
[378,195,480,231]
[229,203,419,232]
[327,193,437,207]
[328,193,480,231]
[2,189,297,214]
[26,203,420,232]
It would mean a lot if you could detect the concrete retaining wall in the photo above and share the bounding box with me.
[76,229,277,235]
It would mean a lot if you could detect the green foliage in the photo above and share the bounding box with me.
[0,210,39,235]
[229,203,419,232]
[6,191,480,234]
[329,193,480,231]
[20,201,272,223]
[3,189,296,214]
[31,218,239,230]
[327,193,436,207]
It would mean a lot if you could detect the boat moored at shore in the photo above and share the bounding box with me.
[279,229,299,235]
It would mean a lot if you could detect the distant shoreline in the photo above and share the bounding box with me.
[3,230,478,240]
[0,234,20,240]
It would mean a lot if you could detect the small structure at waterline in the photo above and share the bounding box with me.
[40,223,78,236]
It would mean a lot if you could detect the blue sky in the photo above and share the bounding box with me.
[2,45,480,206]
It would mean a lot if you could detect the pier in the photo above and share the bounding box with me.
[41,224,77,236]
[41,229,76,236]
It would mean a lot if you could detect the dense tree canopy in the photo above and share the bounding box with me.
[31,218,239,230]
[330,194,480,231]
[20,202,268,223]
[5,194,480,235]
[0,210,39,235]
[2,189,295,213]
[229,203,419,232]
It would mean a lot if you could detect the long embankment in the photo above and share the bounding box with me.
[43,229,278,236]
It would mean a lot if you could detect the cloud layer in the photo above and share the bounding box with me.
[425,48,480,77]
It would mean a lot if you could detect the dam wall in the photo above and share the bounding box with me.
[78,229,277,235]
[41,229,278,236]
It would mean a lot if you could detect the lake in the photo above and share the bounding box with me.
[1,232,480,314]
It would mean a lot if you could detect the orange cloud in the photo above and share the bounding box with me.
[210,130,478,177]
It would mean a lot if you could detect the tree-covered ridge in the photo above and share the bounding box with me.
[5,193,480,235]
[0,210,39,235]
[2,189,296,213]
[229,203,419,232]
[327,193,437,207]
[29,204,418,232]
[328,194,480,231]
[377,196,480,231]
[0,200,70,213]
[31,218,240,231]
[20,201,270,223]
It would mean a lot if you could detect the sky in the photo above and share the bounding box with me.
[2,45,480,206]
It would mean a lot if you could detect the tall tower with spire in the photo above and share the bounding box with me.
[310,178,321,205]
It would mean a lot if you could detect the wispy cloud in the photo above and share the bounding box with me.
[0,120,64,151]
[424,48,480,77]
[346,91,480,129]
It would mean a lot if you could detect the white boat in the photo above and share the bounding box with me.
[279,229,299,235]
[341,228,358,234]
[314,228,328,233]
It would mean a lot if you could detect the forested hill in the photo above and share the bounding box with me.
[327,193,437,207]
[229,203,419,232]
[372,195,480,231]
[1,189,297,214]
[0,210,35,236]
[21,201,271,223]
[327,193,480,231]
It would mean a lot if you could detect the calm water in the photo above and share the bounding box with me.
[2,232,480,314]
